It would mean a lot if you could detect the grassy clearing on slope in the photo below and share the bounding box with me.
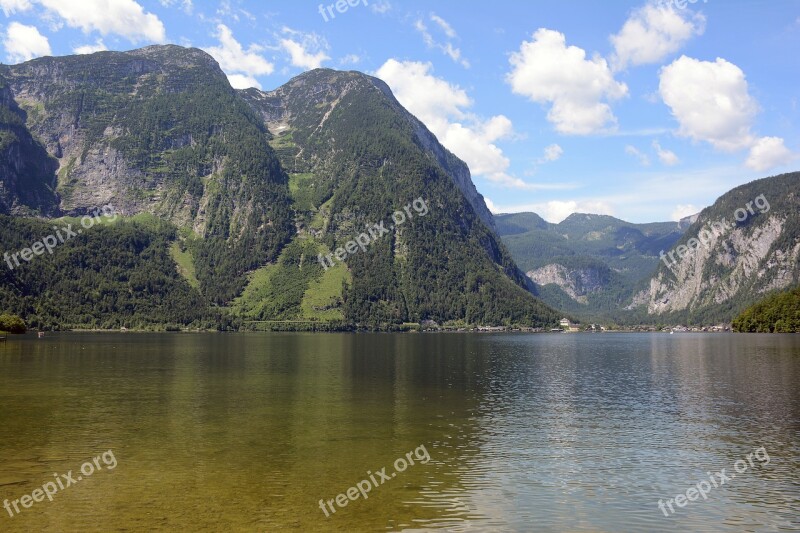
[169,241,199,289]
[301,252,350,321]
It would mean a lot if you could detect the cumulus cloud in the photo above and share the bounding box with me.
[280,34,330,70]
[652,140,679,165]
[0,0,31,16]
[625,145,651,166]
[660,55,795,171]
[539,144,563,163]
[377,59,538,188]
[73,39,106,54]
[203,24,273,89]
[506,200,615,223]
[610,2,705,70]
[671,203,699,221]
[745,137,795,172]
[226,73,260,90]
[3,21,50,63]
[414,14,468,68]
[659,56,757,151]
[38,0,166,43]
[507,28,628,135]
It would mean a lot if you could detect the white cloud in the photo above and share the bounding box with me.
[430,13,456,38]
[38,0,166,43]
[203,24,273,87]
[483,197,499,214]
[377,59,539,189]
[226,73,260,90]
[501,200,616,223]
[339,54,361,65]
[660,55,794,171]
[539,144,563,163]
[3,22,50,63]
[625,145,651,166]
[652,140,679,165]
[507,28,628,135]
[610,3,705,70]
[73,39,106,54]
[414,14,469,68]
[280,37,330,70]
[671,203,699,221]
[0,0,31,16]
[659,56,757,151]
[745,136,795,172]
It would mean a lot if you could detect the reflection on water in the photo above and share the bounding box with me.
[0,332,797,531]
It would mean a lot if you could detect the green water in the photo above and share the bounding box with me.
[0,332,798,531]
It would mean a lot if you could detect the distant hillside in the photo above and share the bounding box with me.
[633,172,800,324]
[496,211,690,322]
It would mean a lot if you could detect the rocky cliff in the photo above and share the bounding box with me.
[633,172,800,321]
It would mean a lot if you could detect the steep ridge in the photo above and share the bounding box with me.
[0,75,59,215]
[632,172,800,323]
[0,45,294,302]
[239,69,558,327]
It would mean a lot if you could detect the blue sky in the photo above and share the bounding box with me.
[2,0,798,222]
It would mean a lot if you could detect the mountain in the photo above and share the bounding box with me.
[495,211,691,321]
[631,172,800,324]
[0,47,559,330]
[236,68,556,328]
[0,45,294,303]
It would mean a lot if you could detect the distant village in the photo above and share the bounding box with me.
[415,318,732,333]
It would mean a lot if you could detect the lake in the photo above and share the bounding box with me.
[0,332,797,531]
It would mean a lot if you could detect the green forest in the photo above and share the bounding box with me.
[732,285,800,333]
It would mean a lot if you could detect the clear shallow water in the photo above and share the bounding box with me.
[0,332,797,532]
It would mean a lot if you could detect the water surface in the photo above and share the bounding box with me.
[0,332,798,531]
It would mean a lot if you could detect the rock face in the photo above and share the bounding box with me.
[526,263,610,304]
[0,45,295,302]
[636,172,800,320]
[0,45,289,228]
[0,79,59,215]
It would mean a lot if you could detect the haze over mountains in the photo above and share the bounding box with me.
[1,45,798,330]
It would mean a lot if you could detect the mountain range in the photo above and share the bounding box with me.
[0,45,556,330]
[1,45,797,330]
[497,172,800,325]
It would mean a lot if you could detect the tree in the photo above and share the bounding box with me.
[0,313,26,333]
